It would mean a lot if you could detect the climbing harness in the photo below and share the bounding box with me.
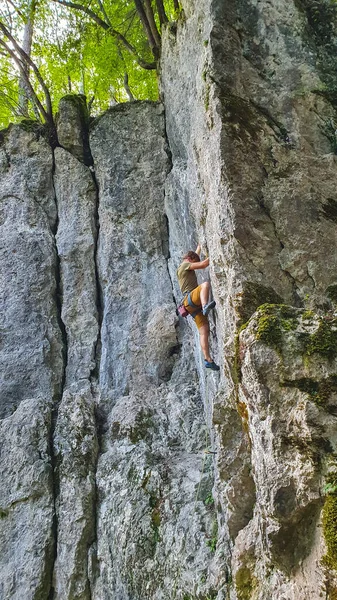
[177,292,202,319]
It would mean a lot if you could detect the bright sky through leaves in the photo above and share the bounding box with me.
[0,0,178,129]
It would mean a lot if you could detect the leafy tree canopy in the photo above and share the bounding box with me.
[0,0,180,130]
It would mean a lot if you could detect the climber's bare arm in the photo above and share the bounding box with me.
[195,244,201,256]
[189,258,210,270]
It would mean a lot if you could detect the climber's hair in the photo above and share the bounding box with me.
[183,250,200,262]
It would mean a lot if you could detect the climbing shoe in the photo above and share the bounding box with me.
[202,300,216,316]
[204,360,220,371]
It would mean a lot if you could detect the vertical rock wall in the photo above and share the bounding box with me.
[0,100,220,600]
[2,1,337,598]
[161,0,337,598]
[0,125,63,600]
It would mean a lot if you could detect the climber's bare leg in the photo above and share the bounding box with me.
[199,281,210,307]
[199,323,212,362]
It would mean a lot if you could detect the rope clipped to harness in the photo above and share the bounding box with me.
[177,292,202,318]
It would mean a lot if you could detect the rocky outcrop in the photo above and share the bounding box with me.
[2,0,337,598]
[89,102,218,600]
[0,101,220,600]
[0,398,54,600]
[161,0,337,597]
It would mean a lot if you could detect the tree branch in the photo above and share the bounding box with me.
[51,0,157,69]
[143,0,161,47]
[0,38,48,121]
[0,20,53,121]
[155,0,168,26]
[4,0,25,21]
[133,0,159,59]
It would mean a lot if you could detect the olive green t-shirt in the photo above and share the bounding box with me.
[177,261,197,295]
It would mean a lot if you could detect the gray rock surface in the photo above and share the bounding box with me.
[91,102,175,400]
[0,398,54,600]
[53,116,99,598]
[3,0,337,596]
[90,102,219,599]
[233,306,337,598]
[54,147,99,387]
[53,385,98,600]
[56,95,92,165]
[161,0,337,597]
[0,125,63,420]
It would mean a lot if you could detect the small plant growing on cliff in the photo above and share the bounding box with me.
[324,482,337,494]
[206,519,218,553]
[204,493,214,507]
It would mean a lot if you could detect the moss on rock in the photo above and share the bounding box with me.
[254,304,298,352]
[253,305,337,362]
[234,282,284,324]
[323,476,337,571]
[283,375,337,408]
[235,565,257,600]
[300,320,337,360]
[326,285,337,304]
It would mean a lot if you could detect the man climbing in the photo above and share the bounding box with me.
[177,244,220,371]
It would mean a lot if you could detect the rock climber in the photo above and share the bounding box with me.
[177,244,220,371]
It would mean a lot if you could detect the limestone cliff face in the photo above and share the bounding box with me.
[161,0,337,598]
[1,1,337,599]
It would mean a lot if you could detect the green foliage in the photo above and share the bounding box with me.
[0,0,179,129]
[324,482,337,494]
[204,493,214,507]
[206,519,218,553]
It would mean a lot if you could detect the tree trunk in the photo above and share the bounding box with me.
[133,0,159,60]
[143,0,161,48]
[18,0,36,116]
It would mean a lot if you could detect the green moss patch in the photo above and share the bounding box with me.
[323,477,337,570]
[235,565,257,600]
[300,320,337,360]
[283,375,337,408]
[254,305,337,361]
[255,304,298,352]
[326,285,337,304]
[235,282,284,324]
